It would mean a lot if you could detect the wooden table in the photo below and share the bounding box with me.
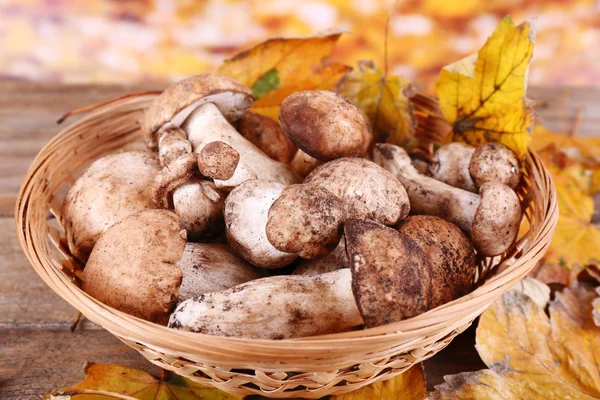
[1,82,598,399]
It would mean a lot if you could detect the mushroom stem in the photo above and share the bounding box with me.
[183,102,300,186]
[169,269,363,339]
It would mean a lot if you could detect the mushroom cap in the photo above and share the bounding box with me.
[266,184,346,259]
[237,110,298,164]
[82,210,185,324]
[428,142,476,192]
[142,73,254,147]
[172,178,225,241]
[224,179,298,268]
[62,151,160,262]
[397,216,476,305]
[305,157,410,226]
[197,141,240,180]
[345,219,432,327]
[177,243,265,302]
[279,90,369,161]
[469,142,521,190]
[472,182,522,256]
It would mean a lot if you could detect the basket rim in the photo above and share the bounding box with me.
[14,94,559,351]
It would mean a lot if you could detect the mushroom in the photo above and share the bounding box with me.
[82,210,186,324]
[224,180,298,268]
[266,184,346,259]
[428,142,476,192]
[236,110,297,164]
[292,238,348,276]
[397,215,476,305]
[290,150,323,178]
[197,141,240,180]
[177,243,265,302]
[62,151,160,262]
[373,143,522,256]
[158,127,192,167]
[469,142,521,190]
[304,158,410,226]
[168,218,441,338]
[152,155,226,241]
[279,90,370,161]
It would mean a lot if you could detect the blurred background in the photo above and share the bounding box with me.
[1,0,599,87]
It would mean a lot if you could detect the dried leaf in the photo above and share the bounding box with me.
[436,16,535,157]
[330,365,427,400]
[594,287,600,327]
[337,60,416,146]
[532,124,600,164]
[218,31,352,120]
[430,280,600,399]
[44,363,241,400]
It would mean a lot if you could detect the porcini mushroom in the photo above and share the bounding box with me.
[304,158,410,226]
[62,151,160,262]
[158,127,192,167]
[279,90,370,161]
[373,143,522,256]
[428,142,476,192]
[168,219,443,338]
[82,210,186,324]
[177,243,265,302]
[266,184,346,259]
[236,110,297,164]
[197,141,240,180]
[469,142,521,190]
[224,179,298,268]
[397,216,476,304]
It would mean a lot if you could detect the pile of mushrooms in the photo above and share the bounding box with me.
[63,73,523,339]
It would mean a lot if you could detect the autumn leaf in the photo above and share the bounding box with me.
[218,31,352,120]
[532,124,600,164]
[429,279,600,399]
[336,60,416,146]
[330,365,427,400]
[45,362,241,400]
[436,16,535,157]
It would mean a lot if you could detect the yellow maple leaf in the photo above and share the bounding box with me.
[436,16,535,157]
[336,60,416,146]
[45,362,241,399]
[329,365,427,400]
[218,31,352,120]
[430,279,600,399]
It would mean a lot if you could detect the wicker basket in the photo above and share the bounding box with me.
[16,93,558,399]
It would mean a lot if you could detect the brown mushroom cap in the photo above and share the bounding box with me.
[469,142,521,190]
[237,110,298,164]
[82,210,186,324]
[279,90,369,161]
[397,216,476,305]
[197,141,240,180]
[472,182,522,256]
[266,184,346,259]
[345,219,432,327]
[428,142,476,192]
[305,158,410,226]
[142,73,254,147]
[177,243,265,302]
[62,151,160,262]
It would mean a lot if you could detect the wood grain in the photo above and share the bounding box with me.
[0,82,598,399]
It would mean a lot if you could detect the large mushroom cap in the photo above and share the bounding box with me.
[62,151,160,262]
[469,142,521,190]
[142,73,254,147]
[279,90,369,161]
[344,219,432,327]
[397,215,476,305]
[472,182,522,256]
[82,210,186,324]
[305,157,410,226]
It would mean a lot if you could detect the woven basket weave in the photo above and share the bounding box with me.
[16,93,558,399]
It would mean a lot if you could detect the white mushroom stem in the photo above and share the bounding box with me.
[169,269,363,339]
[183,102,300,187]
[158,128,192,167]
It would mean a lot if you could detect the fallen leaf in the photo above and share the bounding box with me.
[436,16,535,157]
[429,280,600,399]
[218,31,352,120]
[330,364,427,400]
[594,287,600,327]
[44,362,242,400]
[532,124,600,164]
[337,60,416,146]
